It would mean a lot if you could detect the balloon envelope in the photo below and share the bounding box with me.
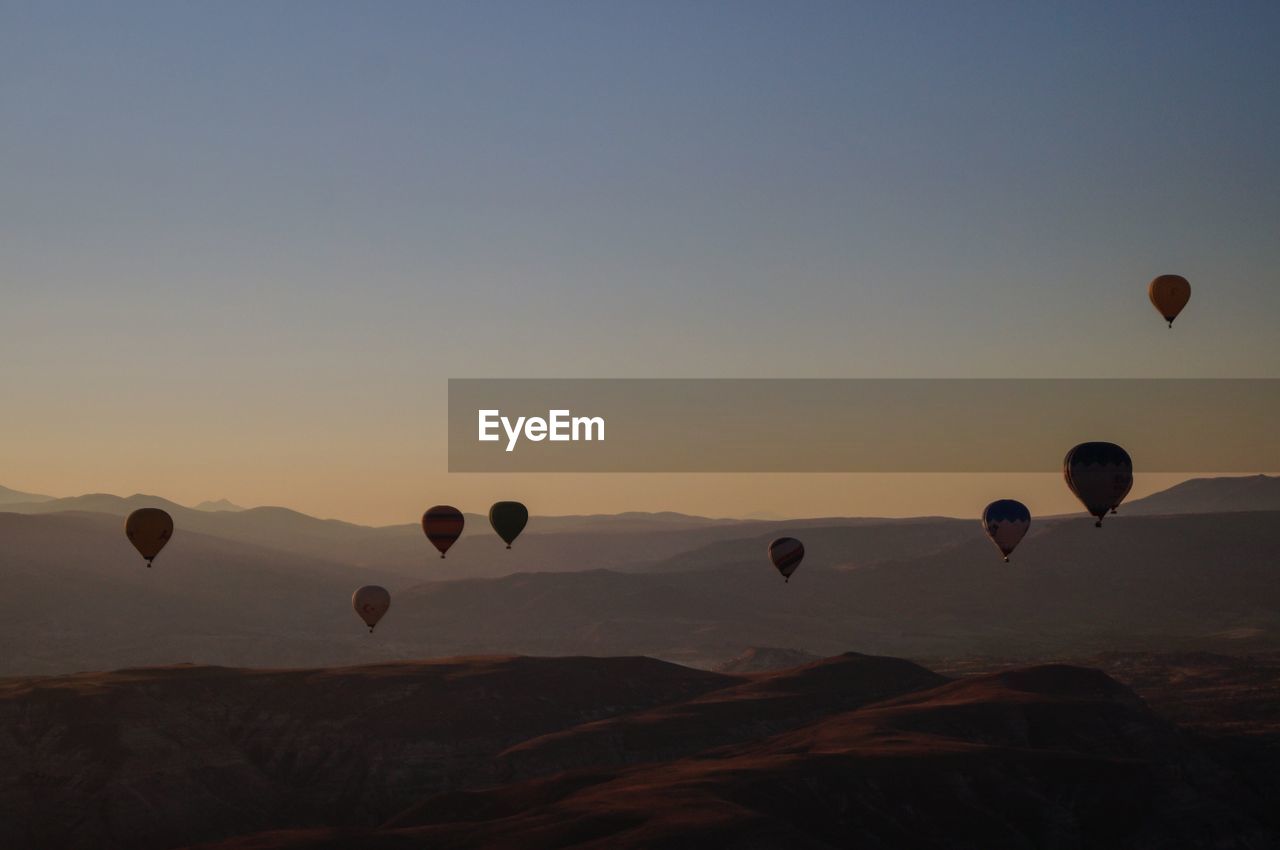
[488,501,528,548]
[125,508,174,566]
[1064,442,1133,527]
[981,500,1031,561]
[768,537,805,582]
[422,505,465,558]
[352,585,391,632]
[1148,274,1190,327]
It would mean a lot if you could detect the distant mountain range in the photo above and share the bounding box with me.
[1,475,1279,675]
[0,489,949,583]
[0,484,52,505]
[1123,474,1280,515]
[6,473,1277,540]
[193,498,245,512]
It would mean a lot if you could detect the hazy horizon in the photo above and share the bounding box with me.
[4,471,1270,526]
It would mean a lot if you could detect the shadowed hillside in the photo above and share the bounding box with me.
[495,653,947,781]
[715,646,823,672]
[0,512,406,674]
[0,656,734,850]
[126,655,1277,850]
[377,510,1280,665]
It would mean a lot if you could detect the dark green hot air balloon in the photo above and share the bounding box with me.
[488,501,528,549]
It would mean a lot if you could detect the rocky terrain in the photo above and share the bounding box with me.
[2,651,1277,850]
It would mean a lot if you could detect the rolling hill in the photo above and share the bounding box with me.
[357,666,1274,850]
[1123,474,1280,515]
[366,509,1280,665]
[0,656,735,850]
[1,491,900,580]
[0,511,408,674]
[0,484,53,505]
[3,474,1280,675]
[5,473,1276,585]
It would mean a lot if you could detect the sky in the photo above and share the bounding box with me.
[2,1,1278,524]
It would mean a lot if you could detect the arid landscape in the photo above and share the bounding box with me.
[2,652,1277,849]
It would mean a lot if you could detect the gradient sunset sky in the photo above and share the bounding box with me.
[3,2,1278,524]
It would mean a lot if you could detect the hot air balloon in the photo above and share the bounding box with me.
[768,537,804,582]
[1148,274,1190,328]
[488,501,528,549]
[125,508,174,567]
[1064,442,1133,527]
[981,500,1030,562]
[352,585,391,633]
[422,505,465,558]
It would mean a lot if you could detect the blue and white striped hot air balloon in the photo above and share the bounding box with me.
[981,499,1031,562]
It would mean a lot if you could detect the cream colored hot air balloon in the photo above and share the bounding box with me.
[125,508,174,567]
[352,585,391,633]
[1148,274,1191,328]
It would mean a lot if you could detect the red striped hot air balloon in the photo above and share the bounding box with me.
[768,537,804,583]
[422,505,465,558]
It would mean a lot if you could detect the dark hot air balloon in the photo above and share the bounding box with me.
[422,505,465,558]
[125,508,174,567]
[352,585,391,633]
[768,537,804,582]
[1148,274,1191,328]
[981,499,1030,562]
[1064,442,1133,527]
[488,501,528,549]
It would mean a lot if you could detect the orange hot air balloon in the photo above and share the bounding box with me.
[352,585,391,633]
[125,508,174,567]
[1148,274,1191,328]
[422,505,465,558]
